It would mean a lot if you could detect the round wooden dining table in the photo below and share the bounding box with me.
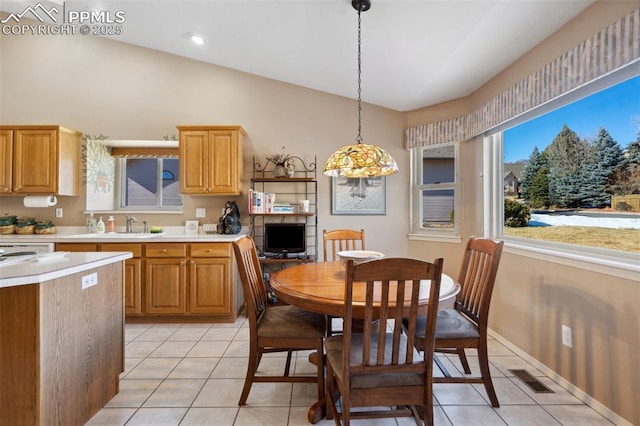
[269,260,460,423]
[269,260,460,318]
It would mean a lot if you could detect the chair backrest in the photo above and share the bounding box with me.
[232,236,269,329]
[455,237,504,329]
[322,228,366,261]
[342,257,443,379]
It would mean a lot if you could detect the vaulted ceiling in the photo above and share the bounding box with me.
[1,0,595,111]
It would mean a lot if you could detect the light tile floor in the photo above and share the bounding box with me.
[87,318,614,425]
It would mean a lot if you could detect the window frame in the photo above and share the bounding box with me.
[409,142,461,243]
[115,157,183,212]
[483,65,640,280]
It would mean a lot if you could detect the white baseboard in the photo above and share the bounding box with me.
[488,328,633,426]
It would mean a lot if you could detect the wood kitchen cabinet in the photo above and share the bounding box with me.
[145,243,188,314]
[177,125,245,195]
[101,243,142,315]
[56,241,238,322]
[0,130,12,193]
[189,243,232,315]
[0,125,82,195]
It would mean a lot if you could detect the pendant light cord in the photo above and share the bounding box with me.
[356,8,363,144]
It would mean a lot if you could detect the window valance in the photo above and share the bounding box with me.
[405,7,639,149]
[110,147,179,158]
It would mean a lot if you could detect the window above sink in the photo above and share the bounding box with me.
[84,137,182,213]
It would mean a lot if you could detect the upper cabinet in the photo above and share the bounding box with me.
[177,125,245,195]
[0,125,82,196]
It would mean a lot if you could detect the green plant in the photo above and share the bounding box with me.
[504,198,530,227]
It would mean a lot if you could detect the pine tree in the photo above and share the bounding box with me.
[545,124,590,208]
[529,166,550,208]
[579,127,624,207]
[520,146,546,202]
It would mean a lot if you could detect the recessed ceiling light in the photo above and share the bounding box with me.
[190,34,205,46]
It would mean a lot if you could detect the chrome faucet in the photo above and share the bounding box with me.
[124,215,138,233]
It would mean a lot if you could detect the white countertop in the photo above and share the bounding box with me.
[0,251,133,288]
[0,226,247,244]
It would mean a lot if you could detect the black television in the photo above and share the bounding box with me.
[264,223,306,256]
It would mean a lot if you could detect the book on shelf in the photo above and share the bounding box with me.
[248,190,276,213]
[272,202,294,213]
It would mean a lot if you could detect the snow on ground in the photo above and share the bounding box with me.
[529,213,640,230]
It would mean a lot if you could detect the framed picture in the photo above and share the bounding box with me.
[185,220,199,235]
[331,176,386,215]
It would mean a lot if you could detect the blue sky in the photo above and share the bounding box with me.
[504,74,639,163]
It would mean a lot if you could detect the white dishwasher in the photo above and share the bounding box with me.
[0,242,55,255]
[0,242,56,267]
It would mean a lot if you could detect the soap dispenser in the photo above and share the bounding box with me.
[96,216,106,234]
[107,215,116,233]
[87,211,96,233]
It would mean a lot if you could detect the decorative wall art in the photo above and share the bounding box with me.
[331,176,386,215]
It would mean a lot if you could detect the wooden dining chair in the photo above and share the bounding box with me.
[232,236,326,406]
[323,228,366,335]
[325,257,443,426]
[322,228,366,261]
[404,237,504,407]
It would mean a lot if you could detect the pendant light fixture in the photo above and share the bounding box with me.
[323,0,398,178]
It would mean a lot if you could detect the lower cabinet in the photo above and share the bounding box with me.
[101,244,142,315]
[145,258,188,314]
[56,241,236,321]
[189,243,232,315]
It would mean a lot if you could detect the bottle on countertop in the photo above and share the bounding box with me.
[96,216,106,234]
[87,211,97,233]
[107,215,116,233]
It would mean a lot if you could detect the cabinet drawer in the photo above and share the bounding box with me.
[190,243,231,258]
[100,243,142,257]
[56,243,98,252]
[145,243,187,257]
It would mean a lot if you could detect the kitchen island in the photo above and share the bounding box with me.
[0,251,132,426]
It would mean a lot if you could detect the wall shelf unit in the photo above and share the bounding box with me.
[250,156,317,265]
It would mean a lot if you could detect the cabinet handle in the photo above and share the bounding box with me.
[190,260,195,265]
[180,260,185,266]
[161,248,167,254]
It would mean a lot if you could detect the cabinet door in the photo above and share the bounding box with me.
[179,131,210,194]
[0,130,12,193]
[188,258,231,315]
[123,259,142,314]
[208,130,239,195]
[145,258,187,314]
[13,129,58,193]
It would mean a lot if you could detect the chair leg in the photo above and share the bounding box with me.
[239,347,260,405]
[433,354,452,378]
[325,363,339,422]
[316,342,325,401]
[457,348,471,374]
[284,350,293,376]
[477,343,499,407]
[424,354,435,426]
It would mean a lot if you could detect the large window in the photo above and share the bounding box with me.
[410,143,458,238]
[116,157,182,210]
[486,70,639,267]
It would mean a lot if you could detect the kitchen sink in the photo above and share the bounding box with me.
[61,232,165,239]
